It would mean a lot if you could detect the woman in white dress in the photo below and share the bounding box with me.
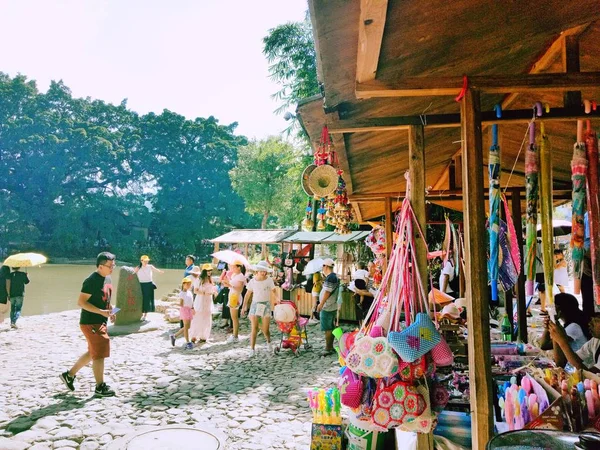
[190,264,216,343]
[134,255,164,321]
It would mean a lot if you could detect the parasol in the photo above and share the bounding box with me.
[584,121,600,304]
[524,120,539,297]
[210,250,251,270]
[3,252,47,267]
[302,258,324,276]
[538,121,554,306]
[570,125,588,279]
[536,219,572,237]
[488,108,501,302]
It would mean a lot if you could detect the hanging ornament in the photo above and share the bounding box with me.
[302,198,314,231]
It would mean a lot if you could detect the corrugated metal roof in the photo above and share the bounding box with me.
[210,229,295,244]
[284,232,335,243]
[322,230,371,243]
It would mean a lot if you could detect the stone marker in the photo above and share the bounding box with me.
[114,266,143,325]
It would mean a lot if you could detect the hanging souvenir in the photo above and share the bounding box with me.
[488,114,501,302]
[316,198,327,231]
[584,121,600,304]
[538,120,554,306]
[302,198,314,232]
[570,125,588,279]
[524,121,539,296]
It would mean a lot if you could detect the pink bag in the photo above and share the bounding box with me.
[339,367,364,409]
[430,336,454,367]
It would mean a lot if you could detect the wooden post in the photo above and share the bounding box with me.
[212,242,220,265]
[563,35,582,109]
[511,187,528,343]
[385,196,393,262]
[461,88,494,449]
[409,124,433,450]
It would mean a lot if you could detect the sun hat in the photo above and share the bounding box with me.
[182,277,192,284]
[232,259,245,267]
[140,255,150,262]
[189,266,202,276]
[322,258,335,267]
[301,164,317,196]
[308,164,338,198]
[438,303,462,320]
[252,260,273,273]
[201,263,213,271]
[454,298,468,310]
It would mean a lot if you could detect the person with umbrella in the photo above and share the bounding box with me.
[8,266,30,329]
[221,259,247,343]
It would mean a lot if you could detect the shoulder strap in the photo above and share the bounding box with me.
[594,341,600,366]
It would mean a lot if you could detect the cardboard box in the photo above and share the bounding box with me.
[310,423,342,450]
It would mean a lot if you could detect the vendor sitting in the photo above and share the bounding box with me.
[546,295,600,373]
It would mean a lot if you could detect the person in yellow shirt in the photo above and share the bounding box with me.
[308,272,323,325]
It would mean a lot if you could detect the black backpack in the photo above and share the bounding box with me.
[305,274,314,292]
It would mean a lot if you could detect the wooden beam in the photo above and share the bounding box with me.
[461,88,494,448]
[511,188,528,343]
[502,23,589,109]
[355,72,600,98]
[356,0,388,83]
[409,123,433,449]
[349,188,572,201]
[563,34,582,109]
[328,106,600,133]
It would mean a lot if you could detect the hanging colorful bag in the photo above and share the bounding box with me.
[339,367,364,409]
[371,379,426,430]
[397,356,428,382]
[388,312,441,363]
[346,335,400,379]
[430,335,454,367]
[399,384,436,433]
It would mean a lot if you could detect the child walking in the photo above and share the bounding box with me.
[242,261,279,356]
[170,277,194,350]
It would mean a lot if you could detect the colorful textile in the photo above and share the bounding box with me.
[502,194,521,276]
[488,138,501,301]
[388,313,441,363]
[585,130,600,304]
[524,135,539,296]
[538,132,554,304]
[571,142,588,278]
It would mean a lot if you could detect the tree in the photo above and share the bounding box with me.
[263,17,320,135]
[229,137,308,229]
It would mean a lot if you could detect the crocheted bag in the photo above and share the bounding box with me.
[388,312,441,363]
[430,335,454,367]
[346,335,399,379]
[371,379,426,430]
[399,384,435,433]
[397,356,427,382]
[339,367,363,409]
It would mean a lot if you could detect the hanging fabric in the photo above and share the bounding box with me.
[488,118,501,302]
[570,127,588,279]
[538,122,554,306]
[501,194,521,276]
[584,121,600,304]
[524,122,540,296]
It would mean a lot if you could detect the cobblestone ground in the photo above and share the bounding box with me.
[0,311,340,449]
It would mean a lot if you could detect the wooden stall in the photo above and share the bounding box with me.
[297,1,600,448]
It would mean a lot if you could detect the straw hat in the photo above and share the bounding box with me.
[308,164,338,198]
[253,260,273,273]
[301,164,317,196]
[201,263,213,271]
[140,255,150,262]
[182,277,192,284]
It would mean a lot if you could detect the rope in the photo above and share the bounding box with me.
[503,119,534,195]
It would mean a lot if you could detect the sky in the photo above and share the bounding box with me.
[0,0,308,139]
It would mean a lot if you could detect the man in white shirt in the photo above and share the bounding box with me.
[550,312,600,373]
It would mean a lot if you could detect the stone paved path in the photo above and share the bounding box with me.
[0,310,340,449]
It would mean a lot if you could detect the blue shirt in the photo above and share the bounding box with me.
[184,265,195,277]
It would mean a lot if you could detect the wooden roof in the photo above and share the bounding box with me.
[297,0,600,221]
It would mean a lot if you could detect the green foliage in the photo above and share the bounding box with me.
[0,72,256,261]
[229,137,311,228]
[263,17,319,135]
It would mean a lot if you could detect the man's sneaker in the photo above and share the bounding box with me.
[250,349,256,357]
[60,371,76,392]
[94,383,115,398]
[10,323,17,329]
[266,342,273,353]
[185,342,194,350]
[170,334,176,347]
[226,335,238,344]
[308,317,320,325]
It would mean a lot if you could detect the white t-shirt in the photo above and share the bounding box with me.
[439,261,455,293]
[247,277,275,303]
[554,266,569,286]
[576,337,600,369]
[137,265,154,283]
[352,269,369,281]
[179,290,194,308]
[565,323,588,352]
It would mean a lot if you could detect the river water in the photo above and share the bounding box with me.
[9,264,185,317]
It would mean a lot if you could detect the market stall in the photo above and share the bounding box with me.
[296,1,600,448]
